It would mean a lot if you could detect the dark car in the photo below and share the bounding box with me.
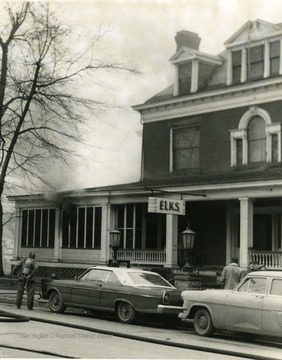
[41,266,182,324]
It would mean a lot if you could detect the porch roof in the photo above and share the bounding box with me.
[8,165,282,202]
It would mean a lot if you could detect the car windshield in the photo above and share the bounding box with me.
[128,272,172,287]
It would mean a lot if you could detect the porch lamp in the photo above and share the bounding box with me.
[109,228,121,267]
[182,225,195,271]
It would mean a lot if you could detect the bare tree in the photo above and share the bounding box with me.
[0,2,137,275]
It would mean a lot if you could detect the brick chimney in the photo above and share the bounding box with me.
[175,30,201,51]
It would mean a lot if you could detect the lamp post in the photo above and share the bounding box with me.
[182,225,195,271]
[109,229,121,267]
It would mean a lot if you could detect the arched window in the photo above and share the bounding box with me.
[230,106,282,166]
[248,116,266,163]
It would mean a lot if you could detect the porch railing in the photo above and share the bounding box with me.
[250,250,282,269]
[117,249,166,265]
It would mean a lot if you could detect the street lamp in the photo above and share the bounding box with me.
[109,229,121,267]
[182,225,195,271]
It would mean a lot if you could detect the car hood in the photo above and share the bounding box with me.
[181,288,232,300]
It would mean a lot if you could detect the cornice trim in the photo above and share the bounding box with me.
[134,78,282,124]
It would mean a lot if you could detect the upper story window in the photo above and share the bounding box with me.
[179,63,192,95]
[171,125,200,171]
[248,116,266,163]
[270,41,280,75]
[21,208,55,248]
[229,40,281,85]
[230,106,282,167]
[248,45,264,80]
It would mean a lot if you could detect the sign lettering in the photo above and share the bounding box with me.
[148,197,185,215]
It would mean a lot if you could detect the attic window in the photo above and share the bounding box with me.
[248,45,264,79]
[229,40,282,84]
[270,41,280,75]
[179,63,192,95]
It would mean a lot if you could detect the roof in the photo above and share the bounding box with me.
[136,19,282,108]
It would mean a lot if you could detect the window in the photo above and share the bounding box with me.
[248,116,266,163]
[21,208,55,248]
[62,206,102,249]
[178,63,192,95]
[248,45,264,80]
[230,40,281,84]
[230,107,282,167]
[270,279,282,296]
[172,126,200,171]
[115,204,143,249]
[270,41,280,76]
[237,277,267,294]
[232,50,242,84]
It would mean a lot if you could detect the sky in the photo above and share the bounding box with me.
[17,0,282,191]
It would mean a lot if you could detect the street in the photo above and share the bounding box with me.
[1,300,282,359]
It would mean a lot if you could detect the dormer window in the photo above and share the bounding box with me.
[179,63,192,95]
[228,40,281,85]
[170,30,223,96]
[270,41,280,75]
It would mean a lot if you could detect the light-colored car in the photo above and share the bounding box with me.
[178,271,282,338]
[41,266,182,324]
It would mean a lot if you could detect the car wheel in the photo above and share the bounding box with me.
[194,308,214,336]
[48,291,66,313]
[117,302,136,324]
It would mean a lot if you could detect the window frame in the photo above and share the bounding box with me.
[62,205,102,249]
[229,38,282,84]
[230,107,282,167]
[21,208,56,248]
[170,124,200,172]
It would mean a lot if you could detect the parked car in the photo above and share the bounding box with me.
[178,271,282,338]
[41,266,182,324]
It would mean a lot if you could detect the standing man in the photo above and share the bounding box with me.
[16,252,38,310]
[221,257,242,290]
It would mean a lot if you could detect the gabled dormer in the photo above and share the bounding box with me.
[170,30,223,95]
[225,19,282,85]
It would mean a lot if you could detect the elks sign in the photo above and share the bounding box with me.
[148,197,186,216]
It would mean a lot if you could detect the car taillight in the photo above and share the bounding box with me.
[162,291,171,305]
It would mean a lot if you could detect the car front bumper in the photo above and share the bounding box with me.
[157,304,187,315]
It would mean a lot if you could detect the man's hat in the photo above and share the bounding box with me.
[29,252,36,259]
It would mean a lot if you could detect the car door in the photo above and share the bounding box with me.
[71,269,107,308]
[225,276,267,333]
[99,271,125,310]
[261,277,282,336]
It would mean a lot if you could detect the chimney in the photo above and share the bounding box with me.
[175,30,201,51]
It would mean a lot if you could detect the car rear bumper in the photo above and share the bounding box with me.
[157,304,187,315]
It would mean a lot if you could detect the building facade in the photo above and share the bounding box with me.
[9,19,282,276]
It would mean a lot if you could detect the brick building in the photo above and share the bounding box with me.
[9,19,282,277]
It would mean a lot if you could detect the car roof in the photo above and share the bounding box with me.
[87,266,158,275]
[85,266,173,288]
[247,271,282,277]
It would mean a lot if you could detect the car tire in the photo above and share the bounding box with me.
[48,291,66,313]
[117,302,136,324]
[194,308,214,336]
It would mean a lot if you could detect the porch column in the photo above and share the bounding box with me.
[13,206,21,259]
[101,204,111,263]
[165,214,178,268]
[226,206,232,264]
[53,207,61,261]
[239,197,253,269]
